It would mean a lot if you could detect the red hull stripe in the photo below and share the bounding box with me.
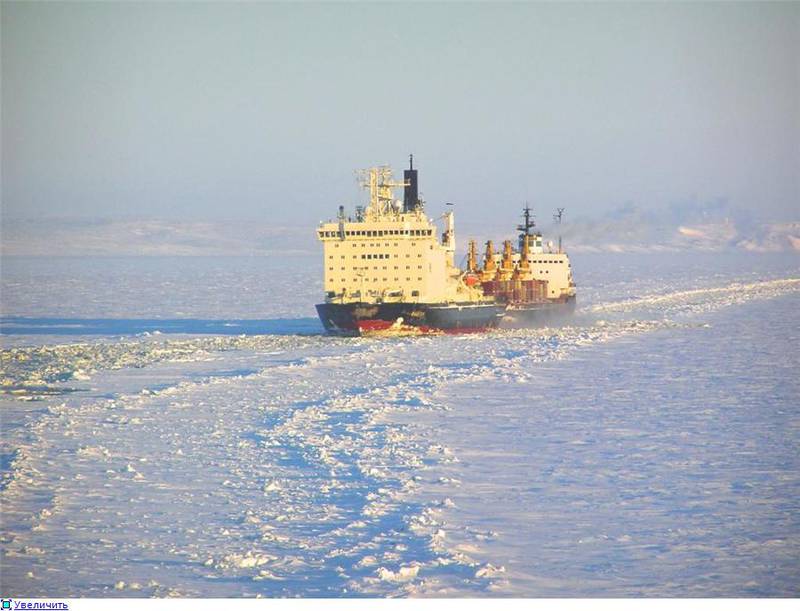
[356,319,395,331]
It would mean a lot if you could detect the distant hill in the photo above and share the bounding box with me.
[458,201,800,254]
[1,218,318,256]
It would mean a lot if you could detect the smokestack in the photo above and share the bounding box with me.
[403,154,418,212]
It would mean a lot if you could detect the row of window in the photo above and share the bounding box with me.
[328,265,423,271]
[329,277,424,283]
[320,229,433,238]
[332,242,420,248]
[328,253,423,259]
[326,290,421,298]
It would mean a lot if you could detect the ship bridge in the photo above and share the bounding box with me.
[317,162,473,305]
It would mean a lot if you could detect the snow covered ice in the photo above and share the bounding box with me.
[1,253,799,596]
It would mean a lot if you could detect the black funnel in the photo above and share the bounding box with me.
[403,154,418,212]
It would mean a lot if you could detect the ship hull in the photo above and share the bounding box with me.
[500,295,577,328]
[315,302,505,336]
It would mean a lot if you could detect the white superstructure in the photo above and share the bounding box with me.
[317,165,484,305]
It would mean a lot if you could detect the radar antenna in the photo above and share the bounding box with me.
[517,204,536,236]
[517,204,537,251]
[358,166,408,219]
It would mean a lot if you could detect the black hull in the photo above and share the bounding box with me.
[315,302,505,335]
[501,296,577,328]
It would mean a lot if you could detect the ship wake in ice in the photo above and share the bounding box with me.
[1,272,799,597]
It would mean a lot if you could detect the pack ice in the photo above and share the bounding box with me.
[1,254,799,597]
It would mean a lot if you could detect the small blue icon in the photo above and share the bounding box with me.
[1,599,11,610]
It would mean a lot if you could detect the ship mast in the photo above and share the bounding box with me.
[517,204,536,236]
[358,166,408,220]
[553,207,565,253]
[517,204,537,251]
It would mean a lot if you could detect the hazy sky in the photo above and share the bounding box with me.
[2,2,798,227]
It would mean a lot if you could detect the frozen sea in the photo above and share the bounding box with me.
[1,252,799,597]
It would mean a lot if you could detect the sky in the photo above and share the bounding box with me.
[2,2,799,229]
